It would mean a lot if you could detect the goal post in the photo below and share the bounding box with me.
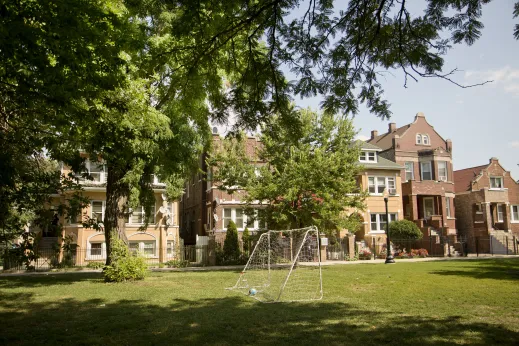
[228,226,323,303]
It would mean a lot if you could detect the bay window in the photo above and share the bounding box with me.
[370,213,398,232]
[421,162,432,180]
[404,162,414,181]
[438,161,448,181]
[368,176,395,194]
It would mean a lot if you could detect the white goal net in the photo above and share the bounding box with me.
[228,226,323,303]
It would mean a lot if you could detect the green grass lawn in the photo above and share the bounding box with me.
[1,258,519,345]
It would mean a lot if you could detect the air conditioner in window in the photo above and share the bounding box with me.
[388,188,397,195]
[439,176,447,182]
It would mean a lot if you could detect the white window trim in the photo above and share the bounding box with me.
[166,240,177,258]
[77,160,106,183]
[86,241,106,260]
[445,197,452,218]
[129,241,158,258]
[438,161,448,181]
[423,197,435,219]
[496,204,504,223]
[368,176,396,195]
[127,205,156,225]
[404,162,414,182]
[91,200,105,223]
[489,176,504,190]
[420,161,433,181]
[511,205,519,223]
[222,208,264,230]
[422,134,430,145]
[359,150,377,163]
[416,134,422,144]
[369,213,398,233]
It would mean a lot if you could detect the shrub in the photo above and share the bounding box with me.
[103,238,147,282]
[242,227,251,256]
[389,220,422,240]
[358,248,372,260]
[165,259,189,268]
[86,261,105,269]
[411,248,428,258]
[223,221,241,262]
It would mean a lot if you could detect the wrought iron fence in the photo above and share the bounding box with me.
[1,245,211,272]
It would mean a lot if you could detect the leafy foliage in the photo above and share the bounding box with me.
[389,220,423,240]
[86,262,105,270]
[103,237,147,282]
[165,259,189,268]
[242,227,251,256]
[211,109,366,235]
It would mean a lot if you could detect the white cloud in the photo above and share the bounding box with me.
[465,66,519,96]
[356,134,370,141]
[509,141,519,148]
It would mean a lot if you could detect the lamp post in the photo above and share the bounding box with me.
[384,189,395,264]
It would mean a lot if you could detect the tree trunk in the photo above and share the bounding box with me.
[104,162,129,265]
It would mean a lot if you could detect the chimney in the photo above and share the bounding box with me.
[370,130,378,140]
[388,123,396,133]
[446,139,452,153]
[392,134,400,149]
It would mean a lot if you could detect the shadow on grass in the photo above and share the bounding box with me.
[0,287,518,345]
[430,258,519,281]
[0,272,104,288]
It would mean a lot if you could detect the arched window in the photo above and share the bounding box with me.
[416,134,422,144]
[423,135,429,145]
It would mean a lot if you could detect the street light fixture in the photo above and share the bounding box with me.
[383,189,395,264]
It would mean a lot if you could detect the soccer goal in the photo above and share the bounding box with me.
[228,226,323,303]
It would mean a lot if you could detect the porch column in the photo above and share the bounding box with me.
[504,203,511,232]
[410,195,419,220]
[484,202,492,232]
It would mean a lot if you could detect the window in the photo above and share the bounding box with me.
[497,204,504,222]
[511,205,519,222]
[75,160,106,183]
[91,201,105,223]
[167,240,176,256]
[370,213,397,232]
[416,134,422,144]
[234,208,244,228]
[490,177,503,189]
[223,208,233,228]
[223,208,264,230]
[475,204,483,214]
[445,197,452,218]
[423,197,435,218]
[404,162,414,181]
[359,151,376,162]
[438,161,448,181]
[128,205,156,224]
[423,135,429,145]
[420,162,432,180]
[143,242,155,256]
[367,176,395,194]
[129,242,140,254]
[90,243,102,256]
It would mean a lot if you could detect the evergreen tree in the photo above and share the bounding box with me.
[223,221,241,262]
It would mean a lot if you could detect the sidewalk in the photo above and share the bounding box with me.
[2,254,518,276]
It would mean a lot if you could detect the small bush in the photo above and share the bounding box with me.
[410,248,428,258]
[389,220,422,240]
[242,227,251,256]
[358,248,372,260]
[165,259,189,268]
[86,261,105,269]
[103,238,147,282]
[223,221,241,262]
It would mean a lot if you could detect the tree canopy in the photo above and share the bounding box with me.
[210,109,366,234]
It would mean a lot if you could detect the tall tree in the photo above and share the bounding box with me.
[210,109,366,234]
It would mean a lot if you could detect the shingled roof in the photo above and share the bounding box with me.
[357,141,403,170]
[367,124,410,150]
[453,164,488,193]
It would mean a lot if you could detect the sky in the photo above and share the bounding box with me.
[286,1,519,179]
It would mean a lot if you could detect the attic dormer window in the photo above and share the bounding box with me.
[359,151,376,163]
[416,134,422,144]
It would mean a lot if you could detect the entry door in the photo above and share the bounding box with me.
[423,197,435,219]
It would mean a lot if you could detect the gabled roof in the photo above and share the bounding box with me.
[453,165,488,193]
[361,156,403,170]
[356,140,383,151]
[367,124,410,150]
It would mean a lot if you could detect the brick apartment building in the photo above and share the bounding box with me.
[180,132,264,245]
[367,112,457,240]
[454,158,519,252]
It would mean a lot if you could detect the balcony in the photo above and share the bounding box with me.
[401,179,454,196]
